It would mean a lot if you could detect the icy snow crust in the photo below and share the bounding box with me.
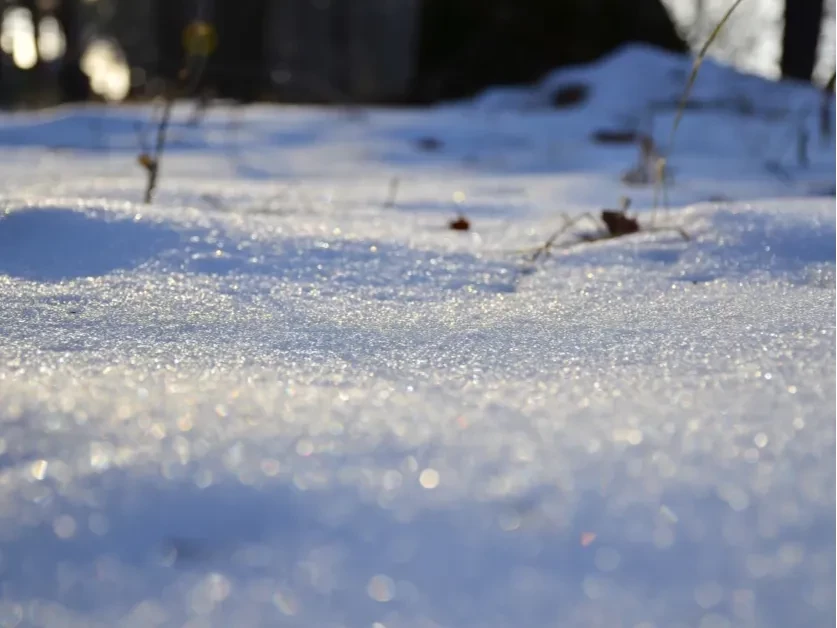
[0,46,833,627]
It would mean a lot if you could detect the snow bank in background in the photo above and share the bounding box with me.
[474,44,829,166]
[0,44,833,627]
[476,44,820,116]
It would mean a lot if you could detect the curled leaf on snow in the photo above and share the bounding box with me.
[449,215,471,231]
[595,210,640,239]
[515,197,690,263]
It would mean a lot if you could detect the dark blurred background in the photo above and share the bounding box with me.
[0,0,833,108]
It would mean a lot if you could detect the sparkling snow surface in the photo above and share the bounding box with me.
[0,47,834,627]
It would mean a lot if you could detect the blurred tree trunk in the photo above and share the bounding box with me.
[780,0,824,81]
[413,0,686,103]
[212,0,268,102]
[56,0,91,101]
[20,0,45,103]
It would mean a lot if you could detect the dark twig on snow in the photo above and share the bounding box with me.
[138,16,214,204]
[522,198,689,263]
[141,96,175,204]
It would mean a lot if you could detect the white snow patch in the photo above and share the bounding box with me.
[0,45,833,627]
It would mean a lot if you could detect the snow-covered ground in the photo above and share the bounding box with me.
[0,46,834,627]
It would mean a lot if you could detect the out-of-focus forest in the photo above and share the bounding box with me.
[0,0,833,108]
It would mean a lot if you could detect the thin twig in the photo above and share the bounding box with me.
[139,14,213,204]
[656,0,747,211]
[668,0,747,154]
[143,96,175,204]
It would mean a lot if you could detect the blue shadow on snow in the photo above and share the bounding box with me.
[0,207,519,294]
[0,208,183,281]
